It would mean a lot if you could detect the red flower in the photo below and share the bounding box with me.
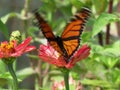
[38,43,90,69]
[0,37,36,59]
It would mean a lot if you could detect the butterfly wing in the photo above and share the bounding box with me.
[61,8,91,59]
[34,11,63,55]
[34,8,91,61]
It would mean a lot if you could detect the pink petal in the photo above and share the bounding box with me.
[12,40,17,47]
[11,37,36,57]
[0,54,3,58]
[0,41,8,44]
[0,50,3,58]
[65,63,75,69]
[11,46,36,57]
[73,45,90,61]
[39,44,66,67]
[39,44,59,59]
[39,55,66,67]
[23,46,36,52]
[15,37,32,51]
[39,44,90,69]
[10,52,22,57]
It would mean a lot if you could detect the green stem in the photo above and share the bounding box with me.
[63,69,70,90]
[7,63,18,90]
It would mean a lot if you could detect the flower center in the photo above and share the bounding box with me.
[0,41,15,57]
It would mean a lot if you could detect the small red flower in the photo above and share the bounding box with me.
[0,37,36,59]
[38,43,90,69]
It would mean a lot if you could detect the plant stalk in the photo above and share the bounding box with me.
[98,32,103,46]
[106,0,113,44]
[63,70,70,90]
[7,63,18,90]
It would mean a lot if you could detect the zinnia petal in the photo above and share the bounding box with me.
[0,36,36,59]
[39,43,90,69]
[22,46,36,52]
[15,37,32,51]
[39,44,66,67]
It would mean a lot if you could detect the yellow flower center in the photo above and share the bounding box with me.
[0,41,15,57]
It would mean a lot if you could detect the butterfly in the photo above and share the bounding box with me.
[34,8,91,62]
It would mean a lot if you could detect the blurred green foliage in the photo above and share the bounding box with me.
[0,0,120,90]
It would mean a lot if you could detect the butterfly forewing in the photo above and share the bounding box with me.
[34,12,55,40]
[34,11,63,55]
[61,8,91,58]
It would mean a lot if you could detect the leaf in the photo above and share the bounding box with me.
[0,20,9,39]
[101,48,120,57]
[0,78,8,86]
[102,57,118,69]
[70,0,92,9]
[92,13,119,37]
[81,32,92,42]
[1,12,18,23]
[112,68,120,84]
[0,73,12,86]
[55,0,70,7]
[16,67,34,80]
[98,41,120,58]
[70,0,84,9]
[81,79,117,88]
[39,1,56,13]
[0,60,6,73]
[92,0,107,14]
[0,72,12,79]
[112,40,120,49]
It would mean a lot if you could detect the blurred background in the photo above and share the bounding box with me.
[0,0,120,90]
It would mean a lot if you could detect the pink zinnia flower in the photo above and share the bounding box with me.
[0,37,36,59]
[52,76,75,90]
[38,43,90,69]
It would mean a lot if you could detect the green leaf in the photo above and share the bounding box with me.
[81,79,117,88]
[0,73,12,86]
[1,12,18,23]
[101,48,120,58]
[98,41,120,58]
[81,32,92,42]
[16,67,34,80]
[39,1,56,13]
[0,20,9,39]
[92,0,107,14]
[0,60,6,73]
[101,57,118,69]
[70,0,92,9]
[55,0,70,8]
[0,78,8,86]
[0,72,12,79]
[112,68,120,84]
[112,41,120,49]
[92,13,119,37]
[70,0,84,9]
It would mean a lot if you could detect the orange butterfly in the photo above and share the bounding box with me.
[34,8,91,62]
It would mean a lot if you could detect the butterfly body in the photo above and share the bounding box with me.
[34,8,91,62]
[56,36,69,59]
